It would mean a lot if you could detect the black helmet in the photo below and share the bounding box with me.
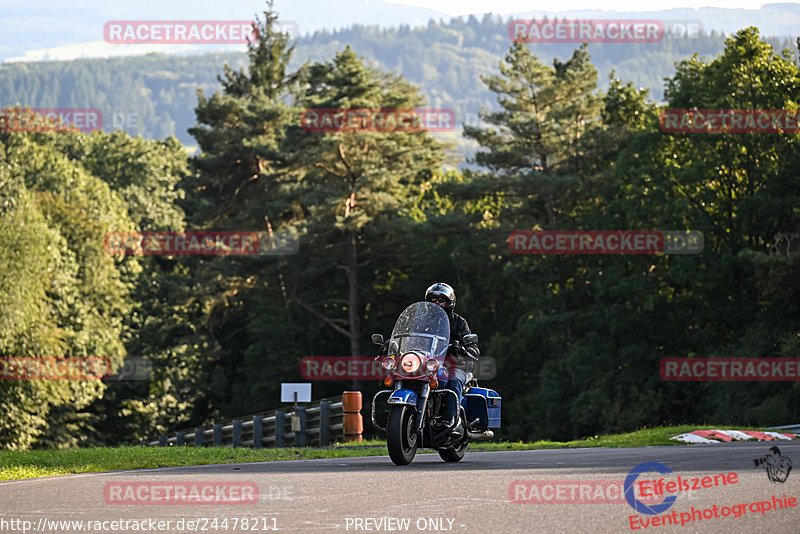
[425,282,455,312]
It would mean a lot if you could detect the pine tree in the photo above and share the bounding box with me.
[464,42,602,226]
[275,46,446,388]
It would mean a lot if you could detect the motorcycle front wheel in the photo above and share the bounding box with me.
[386,405,419,465]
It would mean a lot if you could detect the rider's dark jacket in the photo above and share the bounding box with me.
[445,310,480,371]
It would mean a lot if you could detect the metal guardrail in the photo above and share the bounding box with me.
[145,396,344,448]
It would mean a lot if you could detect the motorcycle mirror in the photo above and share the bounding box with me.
[371,333,384,345]
[463,333,478,345]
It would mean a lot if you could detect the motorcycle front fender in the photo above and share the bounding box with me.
[387,389,417,407]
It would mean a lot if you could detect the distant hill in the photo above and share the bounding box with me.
[0,0,450,62]
[2,1,799,63]
[0,16,796,165]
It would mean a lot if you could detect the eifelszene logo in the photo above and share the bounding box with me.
[624,462,678,515]
[754,446,792,483]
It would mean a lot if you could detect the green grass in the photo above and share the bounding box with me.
[465,424,788,451]
[0,425,792,481]
[0,443,389,481]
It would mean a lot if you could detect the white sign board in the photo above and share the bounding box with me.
[281,382,311,403]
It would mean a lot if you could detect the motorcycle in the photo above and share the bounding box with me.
[370,301,501,465]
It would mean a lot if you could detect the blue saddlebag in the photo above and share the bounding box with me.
[461,387,501,429]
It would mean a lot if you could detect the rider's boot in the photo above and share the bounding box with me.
[446,414,464,438]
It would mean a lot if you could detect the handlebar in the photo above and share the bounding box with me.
[374,340,390,360]
[449,342,479,361]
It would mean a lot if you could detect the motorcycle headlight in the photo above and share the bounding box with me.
[400,353,421,374]
[382,356,396,371]
[426,359,439,372]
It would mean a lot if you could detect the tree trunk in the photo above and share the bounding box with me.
[347,229,361,391]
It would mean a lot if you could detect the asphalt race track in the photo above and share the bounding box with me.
[2,442,799,533]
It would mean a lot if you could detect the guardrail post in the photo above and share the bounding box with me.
[158,436,166,447]
[253,416,263,449]
[213,424,222,446]
[275,411,285,448]
[176,431,185,446]
[319,401,330,446]
[343,391,363,442]
[296,407,307,447]
[233,420,242,447]
[194,428,203,447]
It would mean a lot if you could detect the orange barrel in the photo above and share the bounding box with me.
[342,391,363,442]
[342,391,362,412]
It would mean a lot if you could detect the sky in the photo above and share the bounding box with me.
[380,0,785,15]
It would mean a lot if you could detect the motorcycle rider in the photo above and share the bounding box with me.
[424,282,480,436]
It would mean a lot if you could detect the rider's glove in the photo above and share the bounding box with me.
[374,340,390,359]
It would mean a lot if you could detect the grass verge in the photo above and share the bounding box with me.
[0,443,390,481]
[0,425,791,481]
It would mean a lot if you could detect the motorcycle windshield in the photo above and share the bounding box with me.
[389,301,450,359]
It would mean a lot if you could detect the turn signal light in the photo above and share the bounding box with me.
[384,376,393,387]
[429,377,438,389]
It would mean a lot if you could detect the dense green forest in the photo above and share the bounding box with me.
[1,14,795,164]
[1,5,799,449]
